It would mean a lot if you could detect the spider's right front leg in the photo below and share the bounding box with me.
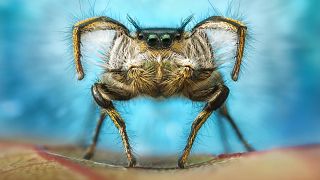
[84,82,136,167]
[178,84,229,168]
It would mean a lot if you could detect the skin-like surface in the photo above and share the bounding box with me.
[72,16,250,168]
[1,141,320,180]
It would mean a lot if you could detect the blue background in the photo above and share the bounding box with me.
[0,0,319,156]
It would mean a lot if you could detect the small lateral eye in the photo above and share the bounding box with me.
[138,33,144,40]
[175,33,182,40]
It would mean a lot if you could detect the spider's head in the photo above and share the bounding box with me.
[127,15,193,50]
[136,28,181,49]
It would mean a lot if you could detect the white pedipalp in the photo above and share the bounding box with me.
[80,30,116,64]
[204,28,238,67]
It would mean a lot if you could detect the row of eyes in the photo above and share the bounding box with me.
[136,33,182,40]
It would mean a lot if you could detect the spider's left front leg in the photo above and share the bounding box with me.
[87,82,136,167]
[178,83,229,168]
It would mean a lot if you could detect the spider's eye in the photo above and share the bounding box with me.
[147,34,159,48]
[175,33,182,40]
[138,33,144,40]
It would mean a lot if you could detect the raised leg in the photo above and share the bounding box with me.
[178,84,229,168]
[86,82,136,167]
[192,16,247,81]
[72,16,130,80]
[218,105,254,152]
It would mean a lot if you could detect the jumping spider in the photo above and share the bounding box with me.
[72,15,253,168]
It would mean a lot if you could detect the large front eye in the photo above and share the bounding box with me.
[161,34,172,48]
[147,34,159,48]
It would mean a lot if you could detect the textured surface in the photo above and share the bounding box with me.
[0,141,320,180]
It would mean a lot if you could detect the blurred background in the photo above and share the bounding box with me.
[0,0,319,158]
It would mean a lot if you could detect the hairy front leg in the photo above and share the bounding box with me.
[178,84,229,168]
[86,82,136,167]
[72,17,129,80]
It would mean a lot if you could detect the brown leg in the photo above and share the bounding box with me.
[103,106,136,167]
[217,116,231,153]
[83,111,107,159]
[88,83,136,167]
[178,84,229,168]
[219,105,254,152]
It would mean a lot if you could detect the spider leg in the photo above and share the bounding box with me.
[192,16,247,81]
[216,115,232,153]
[178,84,229,168]
[218,105,255,152]
[72,16,129,80]
[83,110,107,159]
[85,82,136,167]
[224,18,247,81]
[77,101,98,147]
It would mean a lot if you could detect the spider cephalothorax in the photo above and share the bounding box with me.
[72,15,253,168]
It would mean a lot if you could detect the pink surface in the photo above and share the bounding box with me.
[0,141,320,180]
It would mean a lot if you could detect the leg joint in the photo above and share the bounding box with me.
[91,83,112,109]
[206,85,229,111]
